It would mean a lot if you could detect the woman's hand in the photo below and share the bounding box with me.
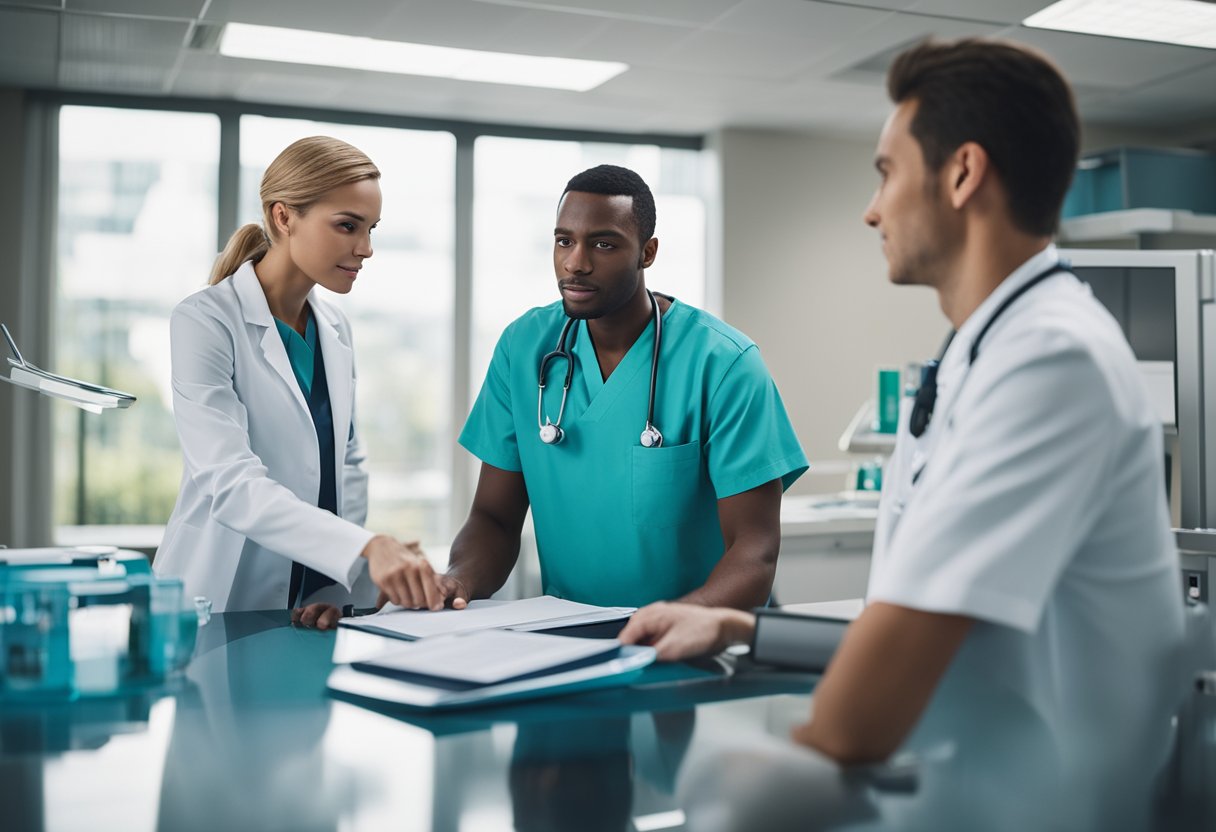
[291,603,342,630]
[361,535,467,611]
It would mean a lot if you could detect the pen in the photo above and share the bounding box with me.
[341,605,380,618]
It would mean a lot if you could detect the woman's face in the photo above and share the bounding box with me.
[279,178,382,294]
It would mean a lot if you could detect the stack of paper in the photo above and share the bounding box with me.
[2,325,135,413]
[338,595,635,642]
[328,596,652,710]
[328,629,655,710]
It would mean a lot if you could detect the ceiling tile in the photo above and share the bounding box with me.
[59,14,189,92]
[708,0,890,38]
[566,19,698,65]
[905,0,1054,25]
[471,0,739,26]
[1004,25,1216,89]
[202,0,397,38]
[641,28,833,81]
[0,8,58,88]
[66,0,206,18]
[809,13,1004,79]
[373,0,527,50]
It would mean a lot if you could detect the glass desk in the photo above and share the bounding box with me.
[1,611,1211,831]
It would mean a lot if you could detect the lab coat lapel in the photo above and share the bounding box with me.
[312,297,352,474]
[231,262,311,416]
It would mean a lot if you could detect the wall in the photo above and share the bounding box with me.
[711,128,946,494]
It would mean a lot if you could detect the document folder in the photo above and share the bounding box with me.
[327,639,656,711]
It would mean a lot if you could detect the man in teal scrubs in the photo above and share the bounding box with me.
[414,165,805,610]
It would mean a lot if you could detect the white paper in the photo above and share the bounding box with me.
[340,595,634,640]
[362,629,620,685]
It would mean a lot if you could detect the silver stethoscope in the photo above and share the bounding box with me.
[537,290,664,448]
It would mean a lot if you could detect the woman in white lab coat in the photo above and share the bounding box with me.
[154,136,453,627]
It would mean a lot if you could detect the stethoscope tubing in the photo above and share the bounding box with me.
[537,290,664,447]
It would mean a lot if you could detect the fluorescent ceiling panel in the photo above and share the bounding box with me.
[1024,0,1216,49]
[219,22,627,91]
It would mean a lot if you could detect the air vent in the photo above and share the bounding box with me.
[830,37,925,84]
[187,22,224,52]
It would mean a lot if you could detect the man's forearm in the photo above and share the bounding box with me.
[445,511,522,600]
[677,539,778,609]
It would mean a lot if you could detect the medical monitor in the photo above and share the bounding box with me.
[1060,248,1215,530]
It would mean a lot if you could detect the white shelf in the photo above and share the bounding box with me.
[837,399,897,455]
[1058,208,1216,243]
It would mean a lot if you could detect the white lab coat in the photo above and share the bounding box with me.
[867,245,1185,827]
[154,261,376,612]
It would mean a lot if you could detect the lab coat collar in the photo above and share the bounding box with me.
[231,260,311,414]
[230,260,353,445]
[948,244,1060,368]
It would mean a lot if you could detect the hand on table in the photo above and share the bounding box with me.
[291,603,342,630]
[618,602,756,662]
[361,535,469,611]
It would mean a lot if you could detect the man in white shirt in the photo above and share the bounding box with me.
[620,37,1186,824]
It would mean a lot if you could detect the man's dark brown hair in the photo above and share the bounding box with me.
[887,38,1080,236]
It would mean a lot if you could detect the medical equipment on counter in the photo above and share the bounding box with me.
[0,547,210,700]
[538,290,664,448]
[2,323,135,413]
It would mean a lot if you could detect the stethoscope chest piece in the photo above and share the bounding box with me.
[539,421,564,445]
[639,424,663,448]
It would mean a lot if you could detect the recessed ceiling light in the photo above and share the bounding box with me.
[1024,0,1216,49]
[219,23,628,92]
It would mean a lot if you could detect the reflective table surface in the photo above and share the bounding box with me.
[1,610,1212,831]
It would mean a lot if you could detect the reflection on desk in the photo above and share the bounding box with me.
[0,610,1211,831]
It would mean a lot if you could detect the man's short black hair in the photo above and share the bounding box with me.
[887,38,1080,236]
[562,164,657,244]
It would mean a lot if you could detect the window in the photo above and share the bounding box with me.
[471,137,706,391]
[54,106,219,541]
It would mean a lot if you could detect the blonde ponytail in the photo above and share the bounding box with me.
[209,223,269,285]
[208,136,381,285]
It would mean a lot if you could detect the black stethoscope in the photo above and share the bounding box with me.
[909,261,1073,439]
[537,290,664,448]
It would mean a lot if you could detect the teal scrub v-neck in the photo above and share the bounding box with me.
[460,298,807,608]
[273,314,317,397]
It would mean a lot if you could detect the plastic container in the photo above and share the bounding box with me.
[1063,147,1216,218]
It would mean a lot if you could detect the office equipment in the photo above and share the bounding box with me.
[1,323,136,413]
[0,547,209,700]
[328,638,655,710]
[1060,248,1213,529]
[338,595,635,641]
[750,599,863,672]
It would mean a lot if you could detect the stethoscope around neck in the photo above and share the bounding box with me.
[537,290,664,448]
[909,260,1073,440]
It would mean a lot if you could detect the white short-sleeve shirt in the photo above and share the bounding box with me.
[867,245,1186,823]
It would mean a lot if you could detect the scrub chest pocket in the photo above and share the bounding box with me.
[631,440,703,528]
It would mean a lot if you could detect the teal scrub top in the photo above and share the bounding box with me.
[273,313,317,396]
[459,298,808,607]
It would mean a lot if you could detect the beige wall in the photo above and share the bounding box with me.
[710,128,946,493]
